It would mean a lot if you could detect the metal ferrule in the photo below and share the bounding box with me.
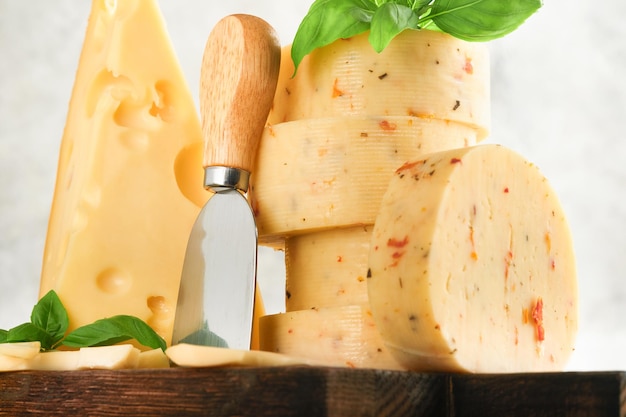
[204,166,250,193]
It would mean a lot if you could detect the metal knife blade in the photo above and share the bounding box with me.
[171,14,281,349]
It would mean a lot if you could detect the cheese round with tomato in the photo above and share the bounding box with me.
[253,116,477,242]
[285,225,372,311]
[367,144,578,372]
[260,304,402,370]
[268,30,490,139]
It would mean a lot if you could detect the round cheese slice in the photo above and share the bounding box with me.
[166,344,315,368]
[259,304,403,370]
[269,30,490,139]
[285,225,372,311]
[367,144,578,373]
[253,116,477,242]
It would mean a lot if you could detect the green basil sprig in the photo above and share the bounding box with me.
[0,290,166,351]
[291,0,542,72]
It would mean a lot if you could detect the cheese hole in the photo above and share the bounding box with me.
[147,296,173,340]
[149,81,176,123]
[147,296,170,316]
[174,141,210,208]
[96,268,132,295]
[88,71,164,132]
[113,96,162,131]
[86,70,133,118]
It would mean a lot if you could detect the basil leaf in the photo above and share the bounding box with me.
[291,0,377,72]
[5,322,55,349]
[412,0,435,14]
[62,315,166,351]
[30,290,69,349]
[291,0,541,71]
[0,329,9,343]
[429,0,542,41]
[369,3,420,52]
[2,291,69,350]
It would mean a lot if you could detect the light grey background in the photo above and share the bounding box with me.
[1,1,624,371]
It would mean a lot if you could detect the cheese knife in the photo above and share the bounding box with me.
[171,14,281,349]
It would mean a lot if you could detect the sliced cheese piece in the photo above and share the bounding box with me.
[166,343,314,368]
[269,31,490,138]
[368,144,578,373]
[39,0,209,345]
[29,345,142,371]
[0,341,41,359]
[27,350,80,371]
[253,116,477,242]
[138,347,170,368]
[285,225,372,311]
[0,354,28,372]
[260,304,403,370]
[0,344,168,371]
[77,344,140,369]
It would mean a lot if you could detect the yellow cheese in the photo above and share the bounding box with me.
[260,304,402,370]
[0,354,27,372]
[0,341,41,359]
[253,116,477,241]
[166,343,314,368]
[0,343,171,371]
[77,344,140,369]
[39,0,208,345]
[0,342,39,372]
[285,225,372,311]
[368,144,578,372]
[137,347,171,369]
[26,350,80,371]
[268,31,490,139]
[0,344,148,371]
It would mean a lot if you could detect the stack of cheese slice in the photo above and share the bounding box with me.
[38,0,265,356]
[253,30,490,241]
[255,30,490,369]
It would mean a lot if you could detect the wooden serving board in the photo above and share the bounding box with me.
[0,367,624,416]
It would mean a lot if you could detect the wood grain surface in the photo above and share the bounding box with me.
[0,367,624,416]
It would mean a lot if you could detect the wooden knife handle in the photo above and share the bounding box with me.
[200,14,281,172]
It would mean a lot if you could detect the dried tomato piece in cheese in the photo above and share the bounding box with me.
[368,144,578,373]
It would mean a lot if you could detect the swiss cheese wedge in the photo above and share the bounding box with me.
[39,0,208,344]
[368,144,578,372]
